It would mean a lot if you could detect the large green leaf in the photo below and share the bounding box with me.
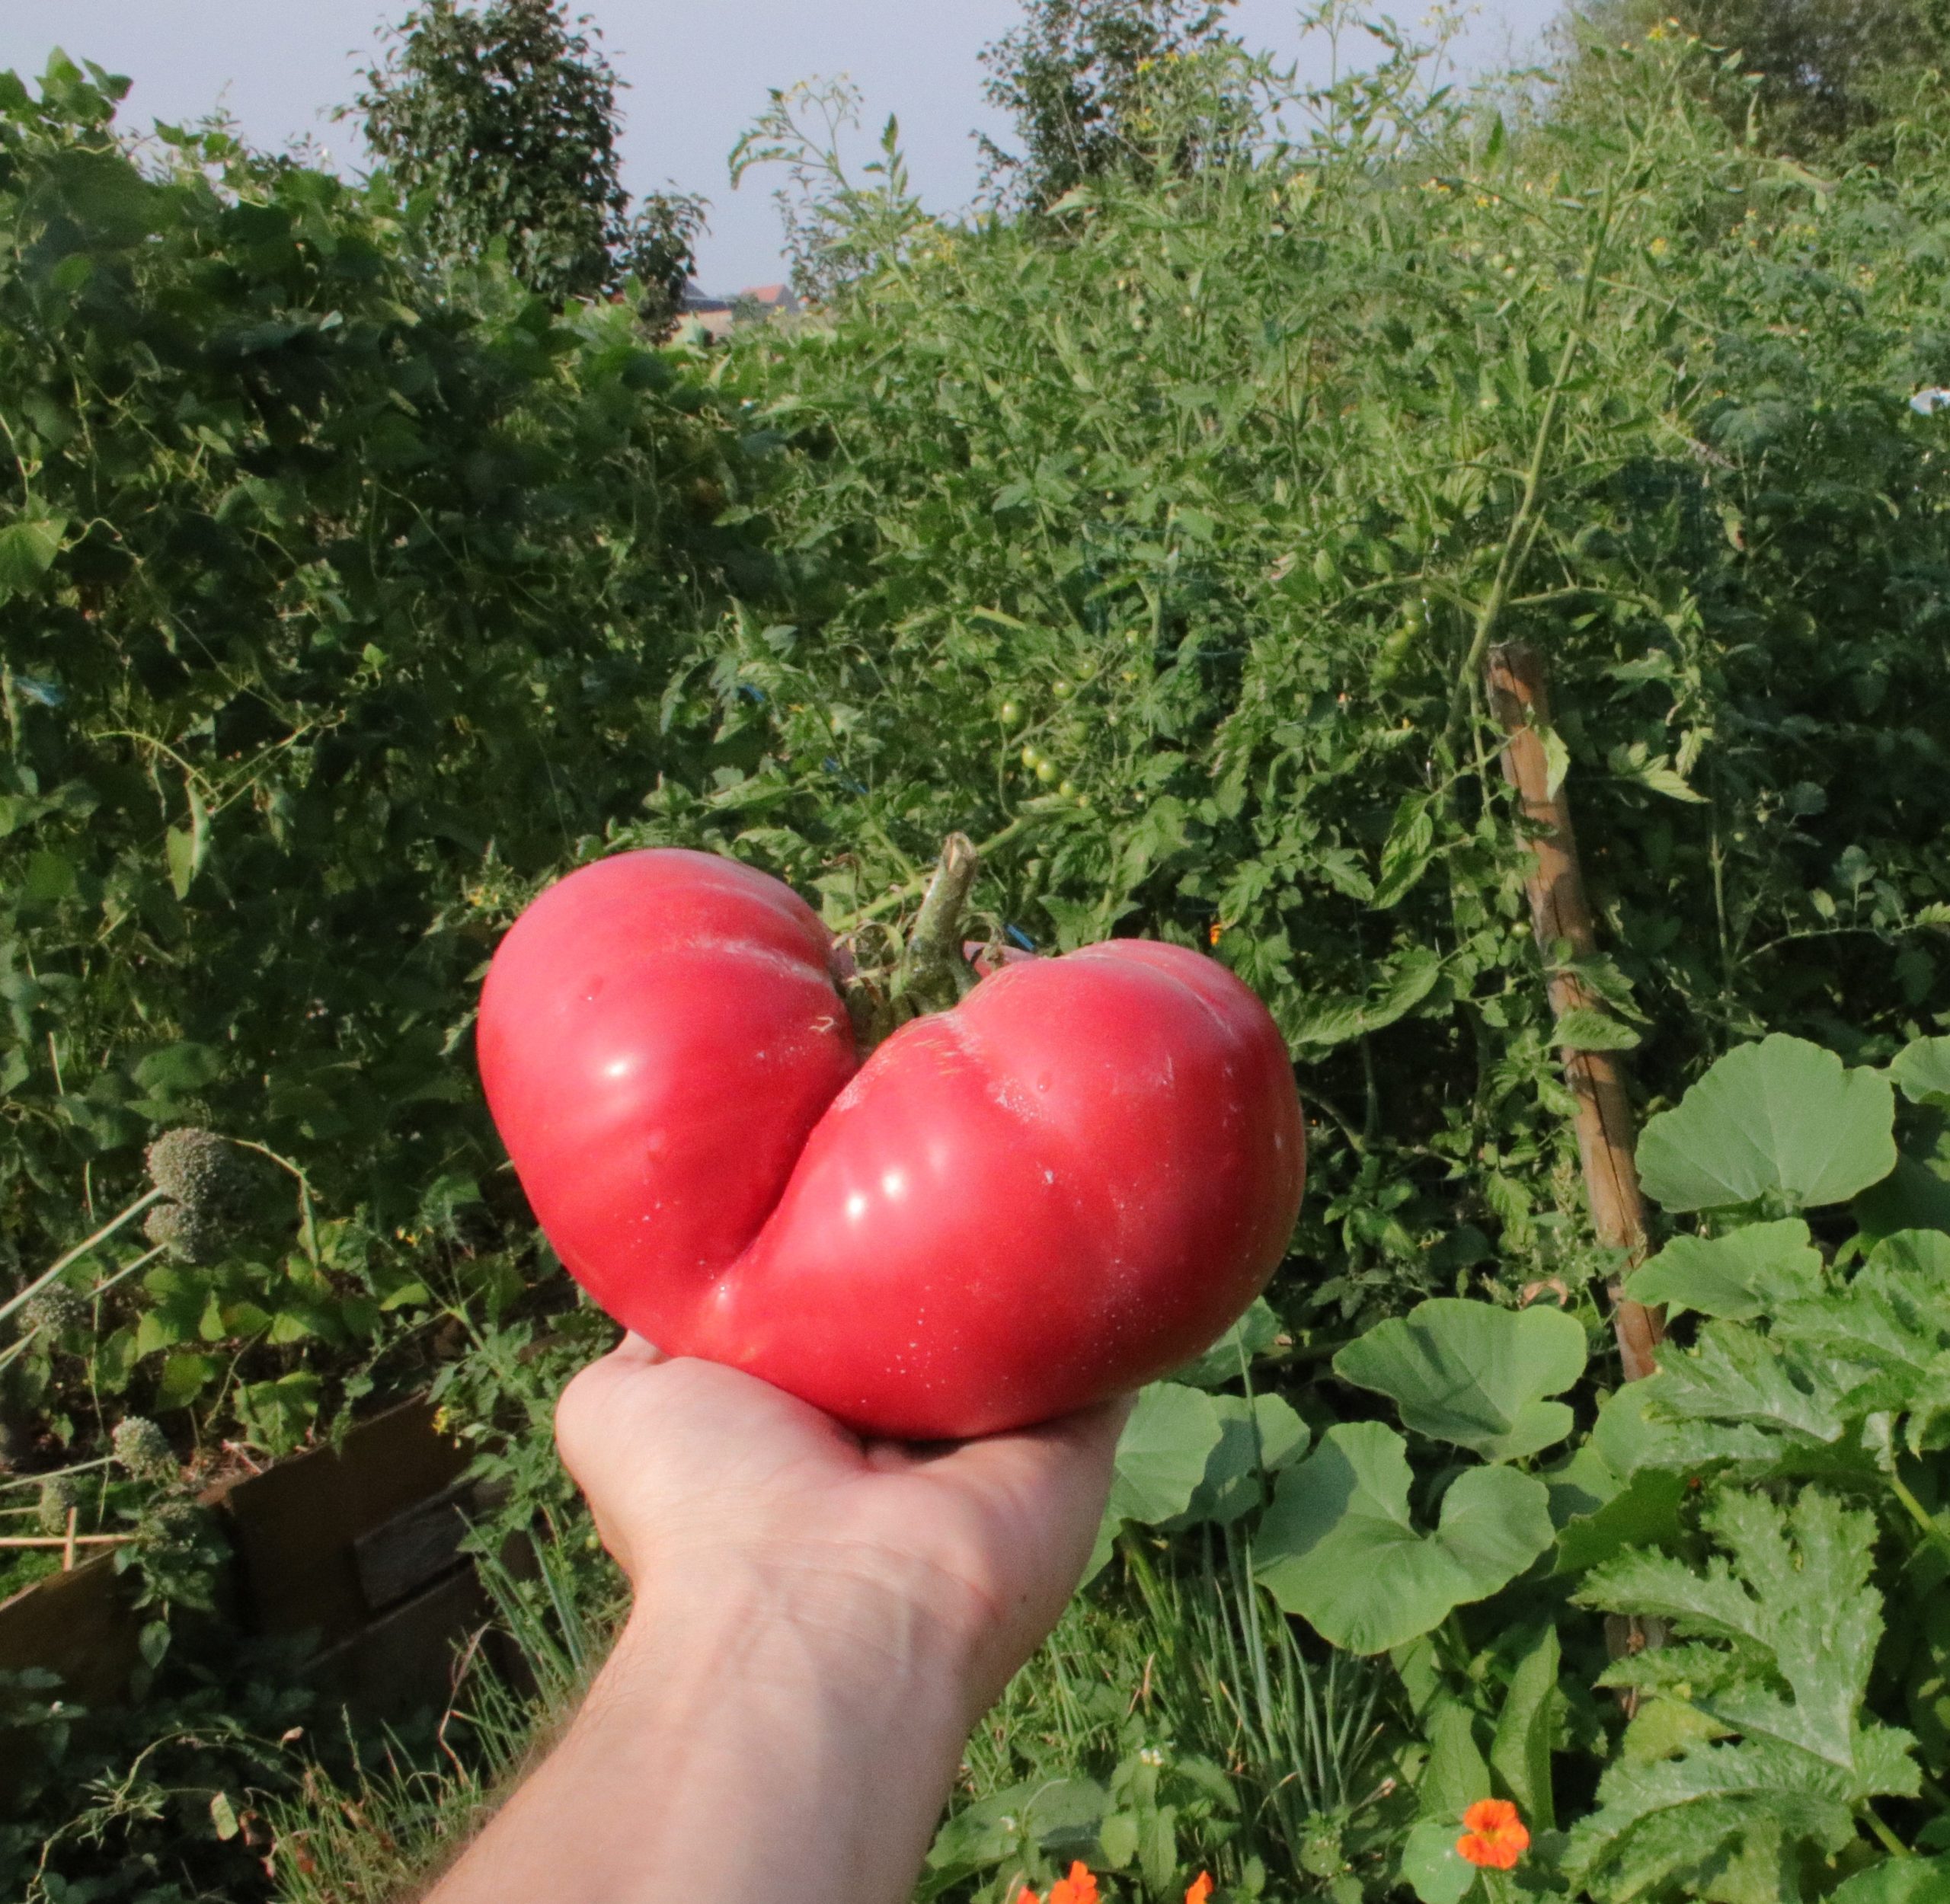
[1399,1819,1481,1904]
[1255,1422,1555,1653]
[1334,1298,1587,1462]
[1491,1624,1562,1831]
[1571,1490,1918,1899]
[1891,1037,1950,1109]
[1830,1855,1950,1903]
[1170,1392,1309,1527]
[1637,1035,1897,1213]
[1623,1220,1824,1323]
[0,515,66,602]
[1107,1382,1225,1525]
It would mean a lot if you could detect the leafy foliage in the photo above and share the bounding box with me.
[7,8,1950,1900]
[1255,1422,1555,1655]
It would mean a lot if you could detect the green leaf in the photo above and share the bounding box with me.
[1891,1037,1950,1109]
[1541,723,1571,800]
[1172,1393,1309,1527]
[1552,1005,1641,1053]
[1551,1462,1689,1577]
[1107,1382,1223,1525]
[235,1370,321,1455]
[1770,1232,1950,1452]
[1623,1220,1824,1322]
[166,825,197,901]
[1172,1296,1280,1388]
[155,1352,216,1410]
[1490,1624,1561,1830]
[1333,1298,1587,1462]
[1373,794,1437,909]
[1830,1855,1950,1903]
[1399,1819,1481,1904]
[134,1042,227,1097]
[1287,945,1443,1049]
[1637,1035,1897,1213]
[1255,1422,1555,1653]
[1637,1321,1855,1468]
[1421,1698,1493,1819]
[0,516,67,602]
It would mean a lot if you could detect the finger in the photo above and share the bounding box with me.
[930,1393,1129,1501]
[615,1331,670,1366]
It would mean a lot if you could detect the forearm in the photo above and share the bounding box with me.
[425,1563,978,1904]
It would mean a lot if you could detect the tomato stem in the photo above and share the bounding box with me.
[892,832,981,1018]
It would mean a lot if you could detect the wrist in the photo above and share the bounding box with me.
[604,1544,986,1733]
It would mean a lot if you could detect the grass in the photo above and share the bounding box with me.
[269,1523,1402,1904]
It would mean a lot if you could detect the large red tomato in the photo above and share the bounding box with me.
[478,848,1305,1439]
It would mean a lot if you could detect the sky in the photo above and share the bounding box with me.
[0,1,1565,292]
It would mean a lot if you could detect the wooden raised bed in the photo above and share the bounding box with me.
[0,1399,500,1785]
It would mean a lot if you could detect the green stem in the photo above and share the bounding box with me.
[1860,1803,1910,1860]
[0,1188,167,1328]
[834,812,1036,931]
[231,1139,321,1264]
[1440,184,1619,760]
[890,833,982,1017]
[1887,1470,1950,1570]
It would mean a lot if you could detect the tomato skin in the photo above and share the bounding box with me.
[477,851,858,1337]
[479,850,1305,1439]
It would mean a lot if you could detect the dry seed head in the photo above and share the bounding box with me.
[112,1415,177,1484]
[144,1200,227,1267]
[36,1474,80,1535]
[22,1284,88,1340]
[145,1129,247,1214]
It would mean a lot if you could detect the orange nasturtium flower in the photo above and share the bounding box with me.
[1016,1865,1101,1904]
[1456,1798,1530,1870]
[1185,1874,1216,1904]
[1050,1866,1100,1904]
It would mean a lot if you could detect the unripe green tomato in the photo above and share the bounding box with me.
[1000,700,1021,724]
[1021,744,1040,768]
[1035,759,1059,784]
[1373,622,1420,688]
[1058,780,1078,798]
[1125,628,1144,648]
[1052,681,1072,701]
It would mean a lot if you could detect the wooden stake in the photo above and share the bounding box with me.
[1485,643,1665,1382]
[0,1532,136,1554]
[62,1506,76,1572]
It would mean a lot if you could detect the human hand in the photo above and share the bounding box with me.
[554,1335,1127,1718]
[427,1342,1124,1904]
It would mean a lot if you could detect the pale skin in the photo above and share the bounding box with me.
[424,1337,1127,1904]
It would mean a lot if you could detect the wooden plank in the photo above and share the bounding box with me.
[0,1551,140,1705]
[1485,641,1666,1382]
[353,1480,473,1615]
[217,1399,471,1645]
[307,1567,490,1727]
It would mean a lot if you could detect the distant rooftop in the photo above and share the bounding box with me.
[679,280,802,337]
